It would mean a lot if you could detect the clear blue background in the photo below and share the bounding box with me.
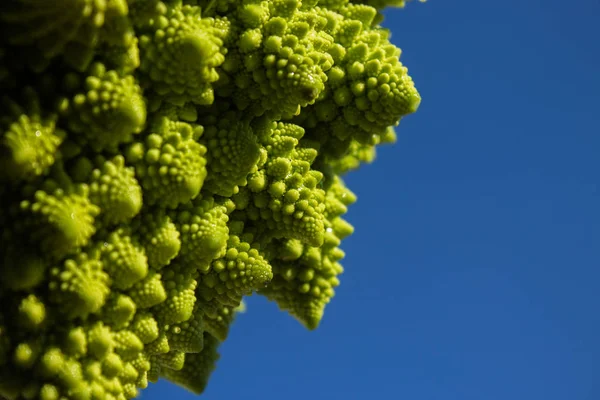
[144,1,600,399]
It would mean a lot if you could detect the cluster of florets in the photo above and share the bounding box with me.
[0,0,420,399]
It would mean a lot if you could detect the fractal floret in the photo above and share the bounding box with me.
[0,0,420,398]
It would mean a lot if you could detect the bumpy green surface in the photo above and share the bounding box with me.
[0,0,420,399]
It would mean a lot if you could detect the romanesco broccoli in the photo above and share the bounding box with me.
[0,0,421,398]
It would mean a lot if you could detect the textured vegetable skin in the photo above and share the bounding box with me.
[0,0,420,399]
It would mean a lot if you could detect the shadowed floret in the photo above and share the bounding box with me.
[260,176,355,329]
[232,119,326,247]
[127,270,168,309]
[130,312,160,345]
[145,329,170,358]
[202,304,238,341]
[58,62,147,151]
[98,1,140,73]
[293,3,420,159]
[165,303,205,353]
[98,227,149,290]
[199,112,261,197]
[329,127,396,173]
[154,350,185,371]
[0,247,47,291]
[196,234,273,312]
[159,333,221,395]
[171,196,230,269]
[101,293,138,329]
[216,1,333,118]
[133,1,229,106]
[15,183,100,260]
[125,112,207,208]
[17,294,47,332]
[0,88,66,182]
[152,263,198,325]
[69,155,143,226]
[133,211,182,270]
[47,250,110,320]
[113,329,144,359]
[0,0,133,71]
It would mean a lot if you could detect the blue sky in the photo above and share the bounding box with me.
[144,1,599,399]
